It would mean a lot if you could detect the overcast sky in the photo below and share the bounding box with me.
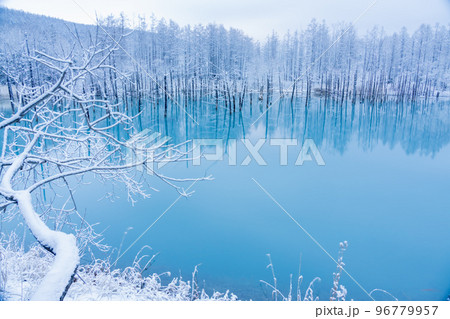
[3,0,450,40]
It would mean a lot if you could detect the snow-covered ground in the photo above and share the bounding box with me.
[0,238,237,301]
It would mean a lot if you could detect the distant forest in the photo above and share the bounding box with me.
[0,7,449,107]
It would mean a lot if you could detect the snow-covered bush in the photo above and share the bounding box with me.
[0,234,237,301]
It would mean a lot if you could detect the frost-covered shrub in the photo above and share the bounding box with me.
[67,260,237,301]
[0,234,237,301]
[260,253,322,301]
[260,242,350,301]
[0,233,53,300]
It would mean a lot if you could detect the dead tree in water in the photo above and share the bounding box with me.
[164,75,168,116]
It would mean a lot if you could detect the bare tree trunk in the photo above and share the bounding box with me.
[0,135,79,301]
[15,190,79,301]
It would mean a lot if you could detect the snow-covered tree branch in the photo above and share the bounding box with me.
[0,32,206,301]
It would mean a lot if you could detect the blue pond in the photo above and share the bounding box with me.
[75,98,450,301]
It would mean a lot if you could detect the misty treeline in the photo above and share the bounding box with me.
[0,7,449,114]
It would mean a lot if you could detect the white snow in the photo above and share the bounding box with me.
[0,240,236,301]
[14,190,80,301]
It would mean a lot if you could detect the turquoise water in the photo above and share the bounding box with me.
[75,98,450,301]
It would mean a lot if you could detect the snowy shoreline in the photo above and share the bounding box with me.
[0,238,237,301]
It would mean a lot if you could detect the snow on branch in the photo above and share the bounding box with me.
[0,32,206,300]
